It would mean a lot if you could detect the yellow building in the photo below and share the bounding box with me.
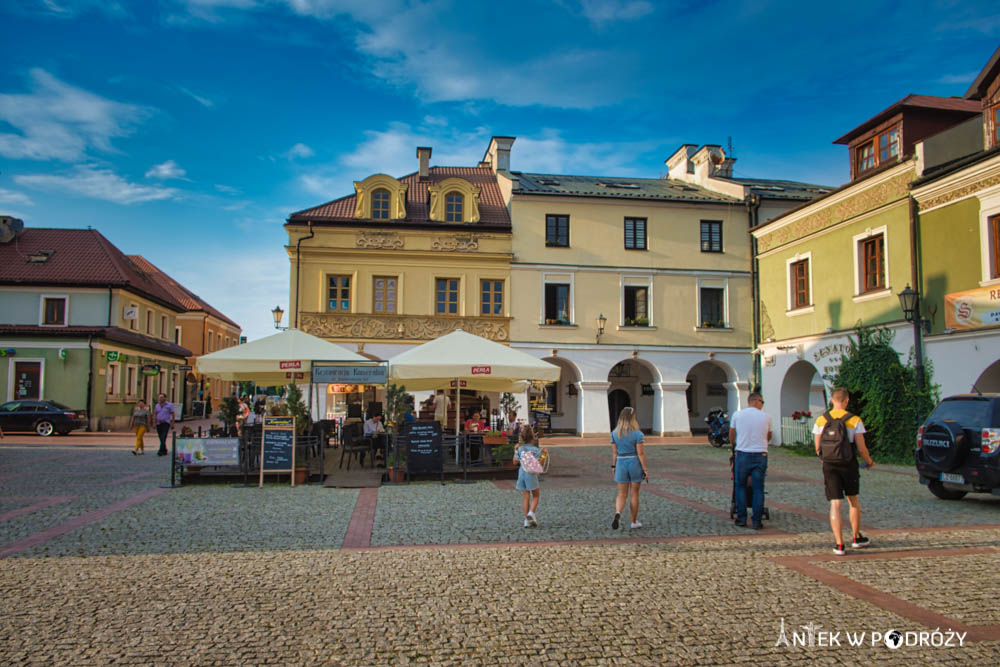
[286,148,512,420]
[485,137,827,435]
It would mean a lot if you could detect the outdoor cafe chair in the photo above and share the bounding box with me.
[339,422,372,470]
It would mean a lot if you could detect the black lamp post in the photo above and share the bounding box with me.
[897,284,928,391]
[271,305,287,331]
[596,313,607,344]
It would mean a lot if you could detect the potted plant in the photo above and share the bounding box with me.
[385,451,406,482]
[218,397,239,436]
[492,442,516,468]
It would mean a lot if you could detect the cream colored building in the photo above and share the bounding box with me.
[485,137,827,435]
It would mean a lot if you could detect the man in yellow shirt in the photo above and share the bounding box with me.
[813,387,876,555]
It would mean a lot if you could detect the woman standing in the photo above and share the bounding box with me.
[610,406,648,529]
[130,399,152,455]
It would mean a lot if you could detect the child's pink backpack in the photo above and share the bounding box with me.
[520,449,546,474]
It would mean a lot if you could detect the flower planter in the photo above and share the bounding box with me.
[294,468,309,485]
[482,436,508,445]
[386,466,406,483]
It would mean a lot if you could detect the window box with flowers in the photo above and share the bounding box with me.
[791,410,812,423]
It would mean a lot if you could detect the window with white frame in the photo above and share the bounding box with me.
[990,214,1000,280]
[161,315,168,339]
[621,276,651,326]
[174,326,182,345]
[853,226,889,296]
[786,253,813,311]
[697,278,728,328]
[40,295,68,326]
[128,303,139,330]
[544,284,570,324]
[146,310,154,334]
[976,192,1000,285]
[106,362,120,396]
[126,365,138,398]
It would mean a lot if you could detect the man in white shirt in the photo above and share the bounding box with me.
[363,414,385,437]
[728,392,773,529]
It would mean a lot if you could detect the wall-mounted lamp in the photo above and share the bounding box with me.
[897,284,929,390]
[271,305,287,330]
[596,313,607,344]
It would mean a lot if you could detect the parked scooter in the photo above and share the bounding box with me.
[705,408,730,448]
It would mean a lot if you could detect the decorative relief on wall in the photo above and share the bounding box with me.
[760,301,775,342]
[356,232,404,249]
[300,312,509,341]
[757,171,912,252]
[431,235,479,252]
[919,173,1000,211]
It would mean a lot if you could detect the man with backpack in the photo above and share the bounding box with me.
[813,387,876,555]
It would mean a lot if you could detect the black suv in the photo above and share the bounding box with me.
[915,394,1000,500]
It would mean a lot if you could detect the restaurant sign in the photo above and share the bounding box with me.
[279,360,301,369]
[140,364,161,376]
[471,366,491,375]
[944,285,1000,330]
[311,364,387,384]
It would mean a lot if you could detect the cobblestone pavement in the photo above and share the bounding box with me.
[2,434,1000,664]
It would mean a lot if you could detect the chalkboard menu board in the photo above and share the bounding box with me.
[532,410,551,433]
[404,420,442,474]
[260,416,296,487]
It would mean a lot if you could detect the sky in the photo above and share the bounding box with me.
[1,0,998,343]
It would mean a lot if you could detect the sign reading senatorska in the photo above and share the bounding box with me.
[944,286,1000,330]
[279,361,301,369]
[471,366,492,374]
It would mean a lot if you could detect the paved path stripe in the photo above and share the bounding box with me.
[0,496,73,522]
[342,487,378,550]
[0,487,168,559]
[771,546,1000,642]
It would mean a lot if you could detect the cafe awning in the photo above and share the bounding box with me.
[195,328,371,384]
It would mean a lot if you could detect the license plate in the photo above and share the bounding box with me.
[940,472,964,484]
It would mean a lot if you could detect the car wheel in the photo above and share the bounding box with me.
[35,420,55,437]
[928,480,967,500]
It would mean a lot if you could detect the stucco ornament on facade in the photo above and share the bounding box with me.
[431,235,479,252]
[356,232,404,249]
[300,312,509,341]
[918,173,1000,211]
[757,171,912,252]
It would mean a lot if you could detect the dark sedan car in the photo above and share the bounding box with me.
[0,400,88,436]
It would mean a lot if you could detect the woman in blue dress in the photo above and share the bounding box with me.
[610,406,648,529]
[514,425,547,527]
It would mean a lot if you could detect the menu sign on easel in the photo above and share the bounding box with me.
[405,420,442,474]
[261,416,296,487]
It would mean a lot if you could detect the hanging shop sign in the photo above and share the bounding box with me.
[141,364,161,376]
[311,364,387,384]
[945,286,1000,330]
[106,350,119,361]
[0,348,15,357]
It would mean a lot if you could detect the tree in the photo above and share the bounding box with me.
[385,383,414,424]
[826,325,938,462]
[285,383,310,435]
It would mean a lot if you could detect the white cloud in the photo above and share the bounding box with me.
[215,183,242,195]
[937,71,977,85]
[576,0,654,26]
[508,130,660,176]
[176,85,215,108]
[145,159,188,180]
[0,188,34,206]
[0,68,148,161]
[16,165,178,205]
[284,142,315,160]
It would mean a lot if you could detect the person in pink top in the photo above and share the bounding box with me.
[153,393,174,456]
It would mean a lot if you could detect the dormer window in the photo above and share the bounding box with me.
[445,192,463,222]
[878,128,899,163]
[856,142,876,173]
[992,105,1000,148]
[371,189,390,219]
[855,126,899,176]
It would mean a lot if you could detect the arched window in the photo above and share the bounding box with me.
[371,189,390,220]
[445,192,463,222]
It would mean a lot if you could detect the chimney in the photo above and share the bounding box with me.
[416,146,432,179]
[483,136,515,173]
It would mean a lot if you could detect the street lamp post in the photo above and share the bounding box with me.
[897,284,929,391]
[596,313,607,344]
[271,305,287,331]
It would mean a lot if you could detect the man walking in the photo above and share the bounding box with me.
[729,392,772,529]
[813,387,876,555]
[154,392,174,456]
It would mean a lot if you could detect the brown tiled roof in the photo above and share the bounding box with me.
[0,325,191,358]
[0,228,186,311]
[965,45,1000,100]
[288,167,511,226]
[833,94,981,145]
[127,255,241,330]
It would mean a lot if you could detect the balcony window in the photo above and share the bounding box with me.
[624,286,648,326]
[481,280,503,315]
[327,275,351,312]
[371,189,390,220]
[436,278,459,315]
[624,217,647,250]
[373,276,397,314]
[544,283,570,324]
[545,214,569,247]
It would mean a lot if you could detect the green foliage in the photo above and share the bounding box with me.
[385,383,414,424]
[285,384,310,435]
[826,325,938,463]
[492,442,515,462]
[499,392,520,416]
[218,397,240,430]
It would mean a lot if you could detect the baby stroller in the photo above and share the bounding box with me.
[729,443,770,521]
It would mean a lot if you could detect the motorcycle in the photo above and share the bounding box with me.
[705,408,730,448]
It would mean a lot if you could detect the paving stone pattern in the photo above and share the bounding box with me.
[2,438,1000,664]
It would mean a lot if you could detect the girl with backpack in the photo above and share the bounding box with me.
[611,406,649,529]
[514,425,548,528]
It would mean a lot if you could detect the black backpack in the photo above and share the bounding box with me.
[819,411,856,463]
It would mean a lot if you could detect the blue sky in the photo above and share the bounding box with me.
[1,0,998,342]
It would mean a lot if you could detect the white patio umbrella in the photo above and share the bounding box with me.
[196,328,371,385]
[387,329,561,438]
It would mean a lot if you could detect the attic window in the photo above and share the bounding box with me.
[538,179,561,186]
[598,182,640,189]
[27,249,54,263]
